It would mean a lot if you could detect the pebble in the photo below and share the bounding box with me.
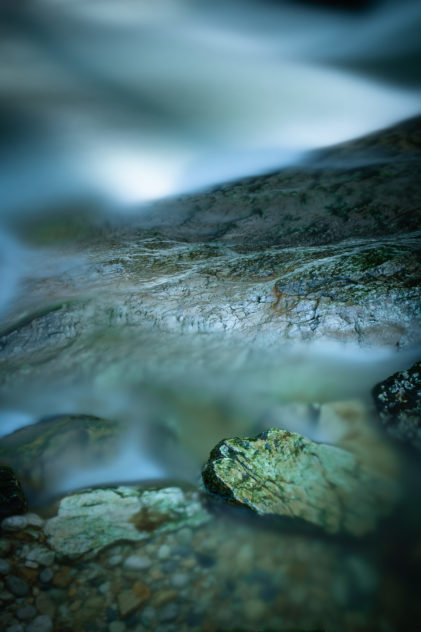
[39,568,53,584]
[158,603,179,623]
[117,589,143,617]
[6,576,30,597]
[35,592,55,618]
[0,558,11,574]
[140,606,156,628]
[157,544,171,560]
[109,622,126,632]
[16,605,37,621]
[0,589,14,602]
[123,555,152,570]
[26,546,55,567]
[26,615,53,632]
[6,624,24,632]
[1,516,28,532]
[107,554,123,567]
[25,514,44,529]
[171,572,190,588]
[25,561,39,569]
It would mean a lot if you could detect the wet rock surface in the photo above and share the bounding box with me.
[44,486,210,559]
[0,415,121,499]
[372,361,421,451]
[202,427,398,536]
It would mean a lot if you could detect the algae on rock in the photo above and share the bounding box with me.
[202,428,399,536]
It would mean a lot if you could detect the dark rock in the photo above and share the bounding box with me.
[0,466,27,519]
[372,361,421,451]
[6,575,30,597]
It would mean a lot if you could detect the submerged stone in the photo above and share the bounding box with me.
[372,361,421,452]
[0,414,120,496]
[0,465,28,519]
[202,428,399,536]
[44,486,210,559]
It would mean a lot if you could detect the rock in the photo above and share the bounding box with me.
[35,592,55,618]
[26,615,53,632]
[171,572,189,588]
[123,555,152,570]
[0,467,27,519]
[6,624,25,632]
[38,568,53,584]
[24,546,55,567]
[158,603,179,623]
[16,605,37,620]
[202,428,399,536]
[0,558,10,574]
[372,361,421,451]
[117,589,143,618]
[44,486,210,559]
[25,514,44,529]
[1,514,28,532]
[0,415,120,497]
[6,576,30,597]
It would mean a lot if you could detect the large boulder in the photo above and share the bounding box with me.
[202,428,399,536]
[372,361,421,451]
[0,465,28,519]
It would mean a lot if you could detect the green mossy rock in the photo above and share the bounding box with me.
[44,485,210,559]
[202,428,399,536]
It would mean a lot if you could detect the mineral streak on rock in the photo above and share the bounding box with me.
[202,428,399,536]
[44,486,210,559]
[372,361,421,451]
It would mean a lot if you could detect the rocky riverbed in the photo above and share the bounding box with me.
[0,117,420,631]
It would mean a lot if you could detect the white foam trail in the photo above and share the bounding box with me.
[57,434,165,495]
[0,0,419,213]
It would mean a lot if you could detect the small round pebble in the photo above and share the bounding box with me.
[39,568,53,584]
[1,516,28,532]
[159,603,179,623]
[171,572,189,588]
[0,558,11,574]
[6,576,30,597]
[123,555,152,570]
[16,605,37,621]
[158,545,171,560]
[5,625,24,632]
[26,615,53,632]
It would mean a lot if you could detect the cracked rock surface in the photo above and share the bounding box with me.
[202,428,399,536]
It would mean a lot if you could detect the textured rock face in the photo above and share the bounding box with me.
[0,465,28,518]
[202,428,399,536]
[44,486,210,559]
[372,361,421,451]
